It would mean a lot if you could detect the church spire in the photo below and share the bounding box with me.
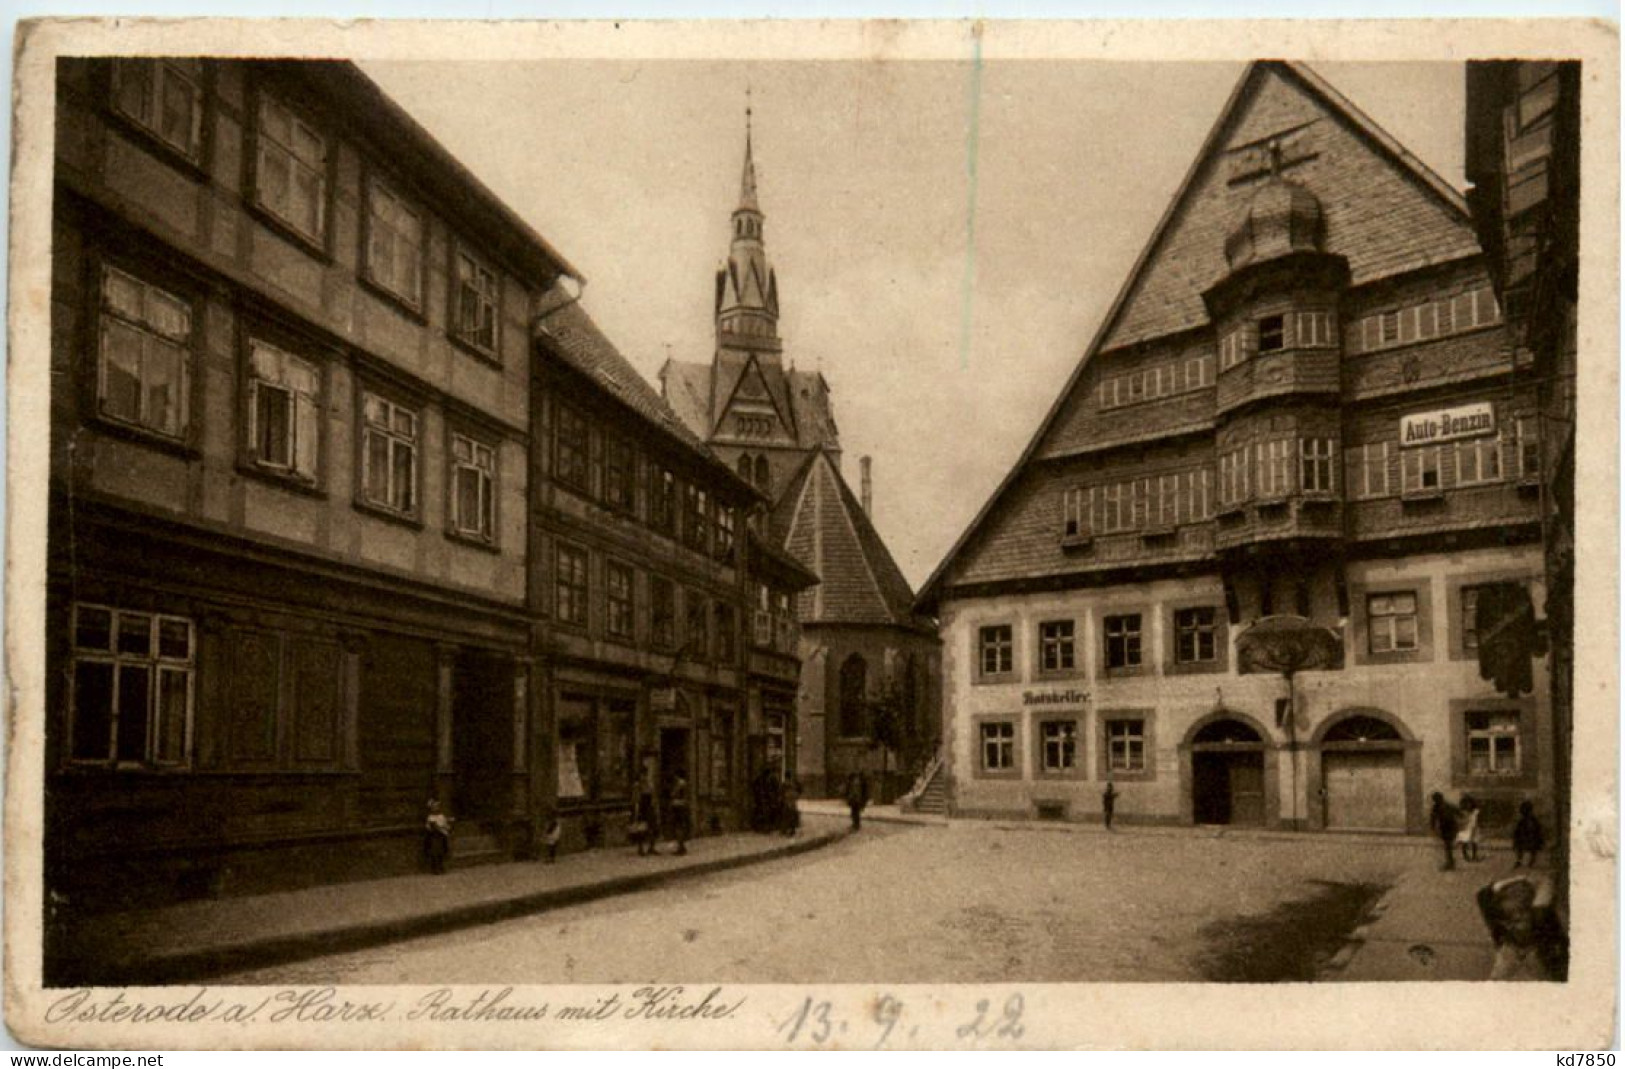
[716,92,780,350]
[739,91,760,213]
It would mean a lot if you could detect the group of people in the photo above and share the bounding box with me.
[630,769,692,857]
[1428,791,1545,871]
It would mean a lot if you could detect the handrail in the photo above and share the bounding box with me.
[899,746,945,809]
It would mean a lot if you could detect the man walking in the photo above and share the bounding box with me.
[844,771,871,831]
[1102,780,1119,831]
[1429,791,1460,871]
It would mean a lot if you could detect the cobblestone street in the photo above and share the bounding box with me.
[224,823,1435,985]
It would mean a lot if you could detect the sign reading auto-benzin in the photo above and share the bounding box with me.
[1400,401,1495,447]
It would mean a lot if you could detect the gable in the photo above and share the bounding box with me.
[716,353,795,442]
[1098,64,1479,354]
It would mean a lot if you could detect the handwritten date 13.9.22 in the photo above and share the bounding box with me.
[776,993,1026,1049]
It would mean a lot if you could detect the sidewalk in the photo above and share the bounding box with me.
[50,815,847,987]
[1328,855,1535,981]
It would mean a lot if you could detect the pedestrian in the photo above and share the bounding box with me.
[543,817,561,863]
[669,772,691,856]
[424,798,452,875]
[1102,781,1119,831]
[781,775,802,837]
[1512,800,1545,869]
[630,792,656,857]
[1429,791,1460,871]
[844,771,870,831]
[1477,871,1568,980]
[1455,794,1482,862]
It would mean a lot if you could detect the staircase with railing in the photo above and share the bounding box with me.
[899,746,947,815]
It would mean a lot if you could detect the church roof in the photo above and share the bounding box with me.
[917,60,1487,612]
[770,450,928,630]
[661,358,841,452]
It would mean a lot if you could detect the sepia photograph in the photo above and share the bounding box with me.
[4,17,1617,1050]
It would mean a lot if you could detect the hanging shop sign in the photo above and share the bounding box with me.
[1400,401,1495,447]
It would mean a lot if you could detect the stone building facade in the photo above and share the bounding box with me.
[919,61,1553,834]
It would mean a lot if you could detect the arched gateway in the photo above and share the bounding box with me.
[1311,708,1421,833]
[1182,712,1276,827]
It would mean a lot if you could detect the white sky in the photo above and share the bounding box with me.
[362,59,1468,591]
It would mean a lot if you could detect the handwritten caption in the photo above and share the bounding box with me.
[46,985,740,1027]
[777,992,1026,1049]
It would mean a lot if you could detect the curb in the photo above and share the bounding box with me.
[63,828,848,986]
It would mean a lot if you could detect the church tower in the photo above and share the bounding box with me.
[716,104,781,354]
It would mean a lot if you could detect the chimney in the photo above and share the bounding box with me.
[860,455,873,517]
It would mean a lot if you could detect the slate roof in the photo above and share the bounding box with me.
[770,450,927,630]
[537,302,722,465]
[916,60,1489,612]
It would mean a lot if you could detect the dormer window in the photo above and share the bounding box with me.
[1257,314,1286,353]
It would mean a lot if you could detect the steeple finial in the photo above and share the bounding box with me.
[739,88,760,213]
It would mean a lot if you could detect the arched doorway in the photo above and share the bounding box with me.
[1189,717,1268,826]
[1315,710,1413,832]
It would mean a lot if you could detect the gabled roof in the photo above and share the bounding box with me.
[661,358,841,453]
[538,304,756,499]
[917,60,1485,612]
[771,450,926,630]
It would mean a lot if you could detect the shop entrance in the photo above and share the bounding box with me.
[1191,719,1267,826]
[659,726,691,835]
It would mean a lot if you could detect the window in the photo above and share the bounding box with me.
[255,94,327,244]
[1062,487,1090,539]
[97,265,191,440]
[714,602,737,663]
[685,486,710,552]
[450,433,496,542]
[1461,584,1487,651]
[112,59,203,162]
[1259,439,1294,498]
[360,393,417,516]
[452,248,499,355]
[1104,614,1142,670]
[1039,620,1075,673]
[1346,442,1393,499]
[1512,417,1541,479]
[554,404,590,492]
[650,467,677,535]
[364,179,425,309]
[1219,328,1250,371]
[1040,720,1077,773]
[603,436,635,512]
[1368,592,1419,653]
[1097,483,1129,533]
[1106,718,1146,773]
[606,561,634,640]
[684,589,708,658]
[246,339,320,482]
[1300,437,1335,493]
[1455,435,1502,486]
[1257,314,1286,353]
[714,506,736,564]
[1466,709,1521,775]
[1174,607,1218,664]
[979,625,1013,676]
[555,543,589,627]
[650,576,676,649]
[69,604,193,766]
[980,722,1015,772]
[1294,310,1335,348]
[1402,446,1444,495]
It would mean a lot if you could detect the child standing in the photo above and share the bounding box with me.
[1512,800,1545,868]
[1455,794,1482,862]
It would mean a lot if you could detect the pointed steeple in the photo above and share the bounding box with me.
[739,94,760,213]
[716,93,780,352]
